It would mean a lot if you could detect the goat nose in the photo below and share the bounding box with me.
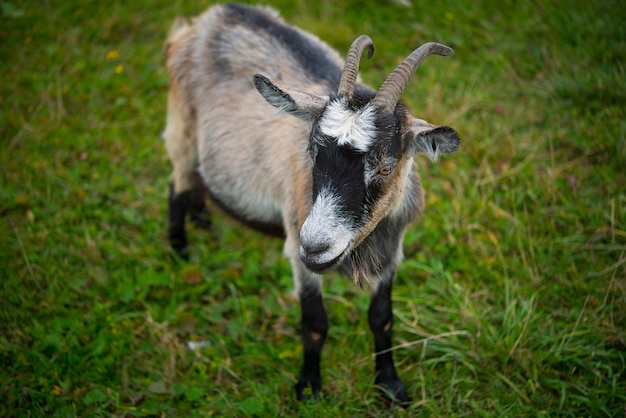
[299,241,332,272]
[300,240,331,258]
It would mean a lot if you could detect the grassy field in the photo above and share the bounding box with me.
[1,0,625,416]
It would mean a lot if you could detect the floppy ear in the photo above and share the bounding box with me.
[402,117,461,162]
[253,74,328,121]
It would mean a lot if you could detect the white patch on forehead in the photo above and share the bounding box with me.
[318,99,376,152]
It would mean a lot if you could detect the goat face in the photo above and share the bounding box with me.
[254,42,460,274]
[299,99,407,274]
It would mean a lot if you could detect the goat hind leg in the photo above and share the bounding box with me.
[188,171,211,231]
[164,89,198,259]
[168,180,191,259]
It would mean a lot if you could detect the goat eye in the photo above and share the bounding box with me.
[378,165,393,176]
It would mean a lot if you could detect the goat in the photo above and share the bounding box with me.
[163,3,460,405]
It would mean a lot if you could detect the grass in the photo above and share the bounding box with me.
[1,0,624,416]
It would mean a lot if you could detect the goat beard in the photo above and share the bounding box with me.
[353,266,369,289]
[347,243,383,289]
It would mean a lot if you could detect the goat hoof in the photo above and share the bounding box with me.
[177,249,190,262]
[294,378,321,402]
[378,379,411,407]
[170,242,189,261]
[190,214,212,231]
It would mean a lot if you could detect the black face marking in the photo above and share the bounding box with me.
[310,133,368,226]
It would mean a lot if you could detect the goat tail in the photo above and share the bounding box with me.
[164,17,191,59]
[168,17,190,39]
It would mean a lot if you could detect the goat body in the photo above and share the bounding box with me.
[164,3,460,405]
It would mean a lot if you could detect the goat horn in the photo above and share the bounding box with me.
[371,42,453,113]
[337,35,374,101]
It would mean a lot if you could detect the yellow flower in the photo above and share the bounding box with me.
[51,385,64,396]
[115,65,124,74]
[106,50,119,60]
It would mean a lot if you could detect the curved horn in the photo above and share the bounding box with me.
[371,42,453,113]
[337,35,374,101]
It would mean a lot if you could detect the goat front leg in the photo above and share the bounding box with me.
[369,278,410,406]
[294,282,328,400]
[285,230,329,400]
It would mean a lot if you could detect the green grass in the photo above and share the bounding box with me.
[1,0,624,416]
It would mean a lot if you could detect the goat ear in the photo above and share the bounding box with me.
[402,117,461,162]
[253,74,327,121]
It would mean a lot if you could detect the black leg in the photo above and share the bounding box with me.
[168,182,191,260]
[368,279,410,406]
[189,172,212,230]
[189,187,211,230]
[294,285,328,400]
